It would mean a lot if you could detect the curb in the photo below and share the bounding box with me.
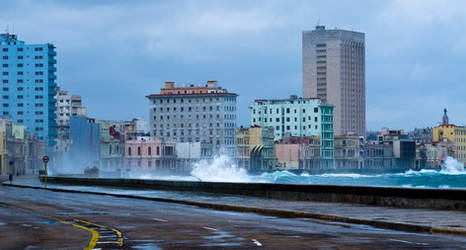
[3,182,466,237]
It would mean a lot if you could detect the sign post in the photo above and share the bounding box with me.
[42,155,49,188]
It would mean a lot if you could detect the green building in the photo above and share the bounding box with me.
[250,95,334,167]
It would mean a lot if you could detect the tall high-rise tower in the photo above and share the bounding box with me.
[0,33,57,148]
[303,25,365,136]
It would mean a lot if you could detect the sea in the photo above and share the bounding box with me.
[128,155,466,189]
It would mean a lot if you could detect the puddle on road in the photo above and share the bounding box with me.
[200,229,244,247]
[131,243,162,249]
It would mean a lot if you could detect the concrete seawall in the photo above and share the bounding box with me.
[41,176,466,210]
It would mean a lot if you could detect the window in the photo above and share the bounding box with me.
[314,108,318,113]
[148,146,152,155]
[2,80,7,83]
[17,64,23,67]
[17,56,23,59]
[2,48,7,52]
[128,147,132,156]
[2,72,7,75]
[2,64,8,68]
[137,147,141,156]
[17,48,23,52]
[2,56,7,60]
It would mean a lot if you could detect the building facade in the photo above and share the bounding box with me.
[249,96,334,167]
[432,110,466,165]
[0,33,57,148]
[334,135,361,169]
[303,25,365,136]
[236,126,276,171]
[147,81,237,157]
[249,96,333,141]
[125,136,176,171]
[274,136,322,170]
[69,116,100,171]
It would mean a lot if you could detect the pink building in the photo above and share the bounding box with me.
[125,137,175,171]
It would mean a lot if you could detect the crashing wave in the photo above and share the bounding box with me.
[440,157,466,175]
[190,155,251,182]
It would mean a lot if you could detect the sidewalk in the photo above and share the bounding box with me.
[4,176,466,236]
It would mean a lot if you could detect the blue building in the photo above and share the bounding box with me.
[69,116,100,170]
[0,33,57,150]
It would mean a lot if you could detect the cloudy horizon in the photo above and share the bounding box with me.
[2,0,466,131]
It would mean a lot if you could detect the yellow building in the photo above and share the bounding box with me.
[433,124,456,143]
[236,126,276,171]
[454,127,466,165]
[433,124,466,165]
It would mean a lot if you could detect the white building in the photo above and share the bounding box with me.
[147,81,237,157]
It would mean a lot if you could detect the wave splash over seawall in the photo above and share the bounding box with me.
[188,155,466,188]
[191,155,251,182]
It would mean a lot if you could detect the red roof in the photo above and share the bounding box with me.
[146,92,238,98]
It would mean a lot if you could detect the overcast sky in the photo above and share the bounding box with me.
[2,0,466,131]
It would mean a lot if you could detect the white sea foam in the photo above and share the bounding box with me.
[190,155,251,182]
[440,157,466,175]
[319,173,378,178]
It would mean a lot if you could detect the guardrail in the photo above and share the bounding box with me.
[40,176,466,210]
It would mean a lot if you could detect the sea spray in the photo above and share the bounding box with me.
[191,155,251,182]
[441,156,466,174]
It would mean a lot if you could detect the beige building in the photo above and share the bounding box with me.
[236,126,276,171]
[303,25,365,136]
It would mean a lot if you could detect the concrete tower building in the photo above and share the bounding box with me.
[303,25,365,136]
[0,33,57,148]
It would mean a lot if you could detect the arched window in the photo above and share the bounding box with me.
[137,147,141,156]
[157,146,160,155]
[128,147,131,156]
[148,146,152,156]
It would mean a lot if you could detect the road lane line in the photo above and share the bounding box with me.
[74,218,123,246]
[152,217,168,222]
[252,239,262,246]
[203,226,218,231]
[1,202,99,250]
[389,239,429,246]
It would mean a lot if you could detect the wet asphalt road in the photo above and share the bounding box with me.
[1,185,466,249]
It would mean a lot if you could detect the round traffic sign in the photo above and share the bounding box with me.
[42,155,50,163]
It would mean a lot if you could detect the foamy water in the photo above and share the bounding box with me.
[187,155,466,188]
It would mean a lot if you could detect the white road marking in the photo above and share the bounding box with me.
[389,239,429,246]
[252,239,262,246]
[152,218,168,222]
[203,226,218,231]
[96,241,121,244]
[99,235,117,238]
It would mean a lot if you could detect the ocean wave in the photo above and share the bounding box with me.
[319,173,380,178]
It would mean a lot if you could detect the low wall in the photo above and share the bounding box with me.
[41,176,466,210]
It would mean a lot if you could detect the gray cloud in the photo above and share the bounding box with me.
[1,0,466,131]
